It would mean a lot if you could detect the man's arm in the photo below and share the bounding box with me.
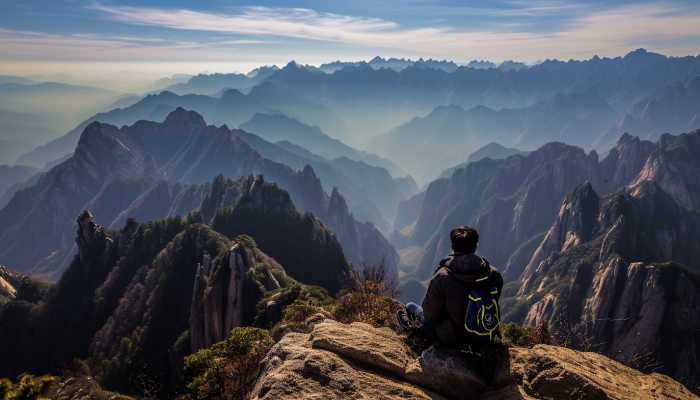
[422,275,445,321]
[491,266,504,301]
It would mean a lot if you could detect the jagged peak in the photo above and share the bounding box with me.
[162,107,206,128]
[236,174,297,216]
[75,210,110,264]
[301,164,317,178]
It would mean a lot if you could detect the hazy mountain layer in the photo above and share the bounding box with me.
[0,108,398,279]
[239,113,405,177]
[402,130,700,284]
[596,75,700,150]
[0,81,126,126]
[370,88,620,183]
[255,50,700,143]
[160,68,275,95]
[15,82,350,168]
[437,142,530,180]
[0,165,41,201]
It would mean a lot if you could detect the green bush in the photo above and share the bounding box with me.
[1,375,54,400]
[0,378,10,400]
[501,322,536,347]
[284,299,320,323]
[183,327,274,400]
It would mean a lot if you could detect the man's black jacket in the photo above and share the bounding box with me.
[421,252,504,346]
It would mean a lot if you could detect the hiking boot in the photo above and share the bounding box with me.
[397,309,410,332]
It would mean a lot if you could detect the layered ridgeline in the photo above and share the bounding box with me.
[370,88,621,182]
[0,108,398,279]
[16,49,700,175]
[12,93,412,231]
[401,130,700,282]
[15,82,351,168]
[596,75,700,149]
[0,195,351,392]
[259,49,700,142]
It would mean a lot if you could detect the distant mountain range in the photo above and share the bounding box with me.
[0,108,399,280]
[12,100,410,230]
[369,88,620,183]
[14,82,352,168]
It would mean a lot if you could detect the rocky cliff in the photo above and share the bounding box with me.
[0,264,22,303]
[211,174,352,294]
[511,180,700,386]
[250,318,696,399]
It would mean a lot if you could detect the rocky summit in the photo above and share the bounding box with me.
[251,318,696,400]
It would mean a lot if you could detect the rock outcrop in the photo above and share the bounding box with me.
[250,319,696,399]
[0,264,22,302]
[514,179,700,385]
[190,244,256,351]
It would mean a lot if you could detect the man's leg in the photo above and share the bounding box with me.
[405,302,438,340]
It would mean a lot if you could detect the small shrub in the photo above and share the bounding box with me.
[333,292,401,328]
[500,322,536,347]
[58,358,91,378]
[284,299,320,323]
[183,327,274,400]
[526,321,555,346]
[2,375,54,400]
[0,378,10,400]
[346,258,401,299]
[333,258,403,329]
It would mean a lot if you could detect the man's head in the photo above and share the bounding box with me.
[450,226,479,253]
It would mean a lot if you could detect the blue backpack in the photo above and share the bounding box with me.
[464,285,501,341]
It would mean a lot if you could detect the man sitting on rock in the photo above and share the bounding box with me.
[398,226,504,348]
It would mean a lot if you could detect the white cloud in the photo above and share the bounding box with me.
[1,2,699,69]
[84,2,700,61]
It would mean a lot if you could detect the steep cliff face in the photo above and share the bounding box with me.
[407,142,593,280]
[512,181,700,385]
[190,245,255,351]
[0,264,22,303]
[519,182,599,284]
[211,175,352,294]
[325,187,400,274]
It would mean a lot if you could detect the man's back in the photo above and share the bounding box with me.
[421,252,503,347]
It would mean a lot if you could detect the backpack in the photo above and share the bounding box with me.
[463,285,501,341]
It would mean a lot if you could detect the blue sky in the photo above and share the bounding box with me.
[1,0,700,76]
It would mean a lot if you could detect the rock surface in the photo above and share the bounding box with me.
[0,264,22,302]
[251,319,696,399]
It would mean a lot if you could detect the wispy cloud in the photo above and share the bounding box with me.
[2,2,699,68]
[84,2,700,60]
[88,3,400,43]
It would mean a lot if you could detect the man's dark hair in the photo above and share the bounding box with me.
[450,226,479,253]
